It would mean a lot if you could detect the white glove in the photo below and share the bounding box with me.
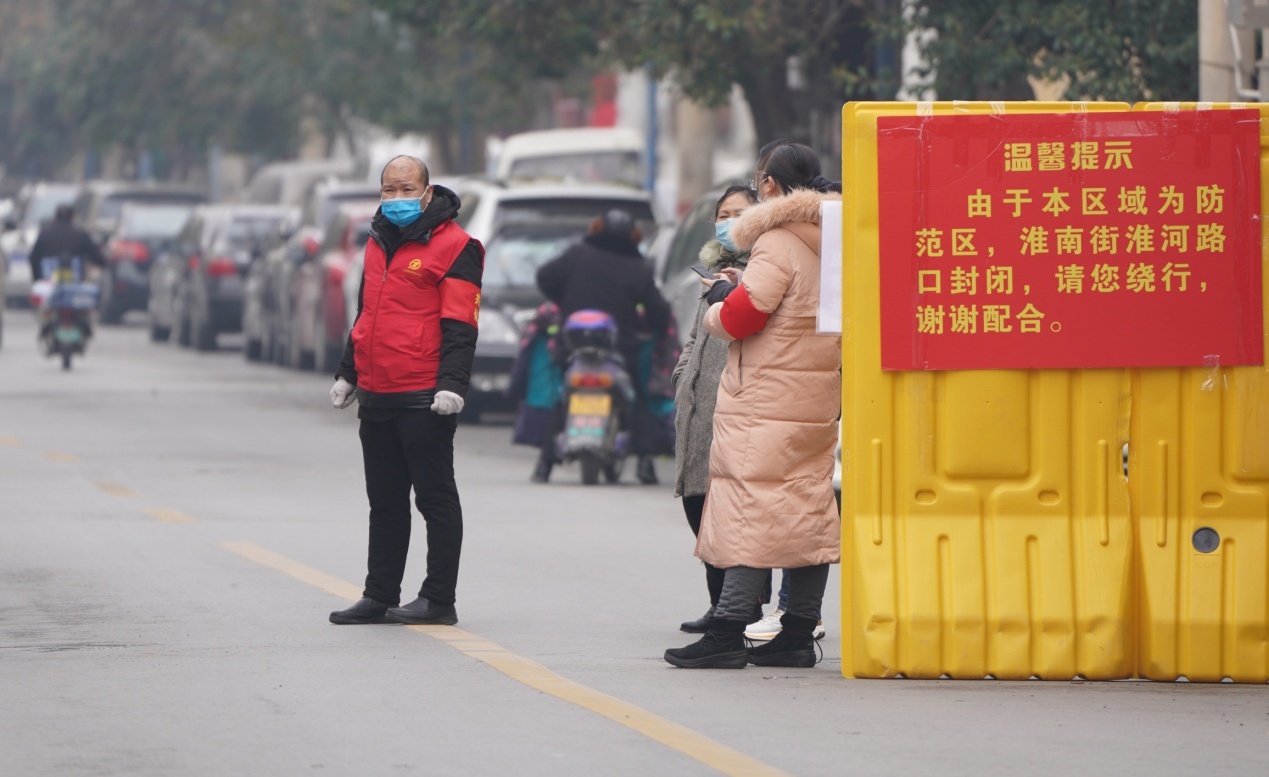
[330,378,356,409]
[431,390,464,415]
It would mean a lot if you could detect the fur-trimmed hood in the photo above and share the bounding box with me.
[697,239,750,271]
[730,189,840,252]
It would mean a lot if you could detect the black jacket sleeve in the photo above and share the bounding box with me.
[535,252,568,305]
[28,233,49,280]
[335,275,363,384]
[704,280,737,305]
[436,239,484,397]
[79,231,105,268]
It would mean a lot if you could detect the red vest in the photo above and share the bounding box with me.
[352,220,473,393]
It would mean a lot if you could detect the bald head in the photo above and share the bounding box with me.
[381,155,429,187]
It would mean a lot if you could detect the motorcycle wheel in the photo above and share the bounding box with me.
[580,452,601,486]
[61,350,72,371]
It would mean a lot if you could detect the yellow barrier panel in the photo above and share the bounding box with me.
[1131,102,1269,684]
[841,101,1135,680]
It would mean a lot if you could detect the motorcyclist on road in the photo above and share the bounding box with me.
[29,205,105,282]
[29,205,105,343]
[535,209,671,484]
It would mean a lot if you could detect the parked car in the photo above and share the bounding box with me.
[242,159,354,207]
[242,225,321,363]
[1,182,81,306]
[289,202,376,372]
[72,181,206,243]
[98,203,194,323]
[300,178,380,234]
[149,205,298,349]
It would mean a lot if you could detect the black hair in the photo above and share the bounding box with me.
[758,142,841,195]
[54,204,74,223]
[380,155,430,187]
[714,184,758,218]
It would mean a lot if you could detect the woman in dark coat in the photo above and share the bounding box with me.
[671,185,767,633]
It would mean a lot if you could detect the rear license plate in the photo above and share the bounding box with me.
[55,326,82,344]
[569,394,611,417]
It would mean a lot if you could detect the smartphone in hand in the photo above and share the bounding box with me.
[690,265,713,279]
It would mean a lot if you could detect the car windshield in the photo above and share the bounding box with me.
[24,190,76,227]
[508,152,642,187]
[483,227,580,290]
[496,198,656,246]
[318,195,378,232]
[100,191,204,220]
[119,205,192,238]
[223,215,288,248]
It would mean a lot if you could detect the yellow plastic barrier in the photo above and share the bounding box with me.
[1130,102,1269,684]
[840,101,1136,680]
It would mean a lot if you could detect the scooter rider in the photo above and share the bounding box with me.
[29,205,105,281]
[29,205,105,340]
[535,210,671,484]
[327,155,484,627]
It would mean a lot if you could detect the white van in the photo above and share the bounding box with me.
[495,127,644,188]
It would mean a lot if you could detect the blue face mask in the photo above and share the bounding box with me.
[715,218,737,253]
[381,195,425,227]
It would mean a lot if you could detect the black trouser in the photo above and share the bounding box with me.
[715,564,829,623]
[359,410,462,607]
[683,495,770,610]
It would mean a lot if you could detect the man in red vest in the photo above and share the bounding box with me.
[327,155,483,626]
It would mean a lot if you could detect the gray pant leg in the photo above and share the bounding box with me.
[783,564,830,621]
[714,566,770,622]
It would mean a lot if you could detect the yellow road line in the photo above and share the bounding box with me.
[40,451,80,463]
[95,482,139,498]
[144,507,197,524]
[220,540,790,777]
[0,436,21,446]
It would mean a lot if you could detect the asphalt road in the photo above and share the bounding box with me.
[1,311,1266,777]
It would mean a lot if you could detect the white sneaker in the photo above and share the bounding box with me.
[745,608,785,641]
[813,620,826,640]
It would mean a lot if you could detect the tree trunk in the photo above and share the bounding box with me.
[739,65,805,152]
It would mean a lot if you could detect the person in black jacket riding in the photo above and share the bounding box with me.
[327,155,484,628]
[29,205,105,281]
[535,210,671,484]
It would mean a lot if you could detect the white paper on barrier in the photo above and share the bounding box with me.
[817,200,843,334]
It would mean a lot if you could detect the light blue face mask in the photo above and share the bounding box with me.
[381,195,424,227]
[715,218,737,252]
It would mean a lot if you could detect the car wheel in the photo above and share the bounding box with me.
[150,320,170,343]
[193,306,216,352]
[99,271,124,325]
[245,338,262,361]
[580,452,601,486]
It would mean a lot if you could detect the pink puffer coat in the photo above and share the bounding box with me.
[696,189,842,569]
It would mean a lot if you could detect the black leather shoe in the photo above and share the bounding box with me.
[680,606,716,633]
[530,456,553,483]
[329,597,394,625]
[386,597,458,625]
[637,456,658,485]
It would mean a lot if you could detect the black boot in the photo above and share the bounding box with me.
[530,453,553,483]
[329,596,394,625]
[637,456,658,485]
[679,605,716,633]
[664,618,748,668]
[747,613,818,667]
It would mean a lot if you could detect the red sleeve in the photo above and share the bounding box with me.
[718,284,770,340]
[440,277,480,325]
